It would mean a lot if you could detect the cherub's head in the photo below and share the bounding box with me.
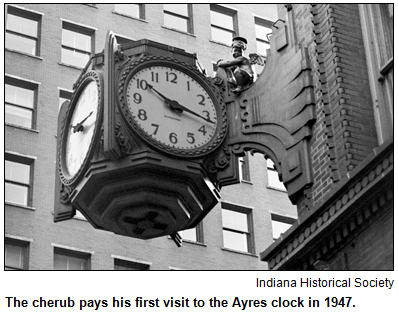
[232,46,243,58]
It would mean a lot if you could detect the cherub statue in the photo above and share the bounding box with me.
[216,37,264,93]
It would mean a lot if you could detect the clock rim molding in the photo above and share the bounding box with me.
[58,70,104,186]
[117,56,227,157]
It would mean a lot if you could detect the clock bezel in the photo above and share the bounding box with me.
[117,56,227,157]
[59,70,103,186]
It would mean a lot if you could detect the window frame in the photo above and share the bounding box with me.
[5,237,30,270]
[5,152,35,207]
[210,4,238,45]
[6,5,42,56]
[179,222,204,243]
[239,154,251,182]
[114,258,150,270]
[53,247,91,270]
[5,75,38,130]
[270,213,296,241]
[266,159,286,191]
[221,202,255,254]
[163,4,193,34]
[254,16,273,56]
[61,21,95,69]
[359,4,393,144]
[114,4,145,20]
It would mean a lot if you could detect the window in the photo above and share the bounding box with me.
[359,4,393,144]
[61,22,94,68]
[163,4,193,33]
[114,258,150,270]
[6,6,41,56]
[59,89,72,109]
[179,222,203,243]
[210,4,237,45]
[271,214,296,240]
[239,154,251,182]
[5,153,34,207]
[5,76,37,129]
[221,203,254,253]
[114,4,144,19]
[54,248,90,270]
[5,238,29,270]
[255,17,272,56]
[267,159,286,191]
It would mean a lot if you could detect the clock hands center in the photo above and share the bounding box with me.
[71,111,93,133]
[147,84,215,124]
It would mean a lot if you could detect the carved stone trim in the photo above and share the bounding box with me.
[261,139,393,270]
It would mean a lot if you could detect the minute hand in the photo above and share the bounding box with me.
[168,100,215,124]
[147,84,215,124]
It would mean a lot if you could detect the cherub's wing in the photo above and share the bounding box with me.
[249,53,265,66]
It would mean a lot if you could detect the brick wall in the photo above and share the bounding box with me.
[286,4,379,214]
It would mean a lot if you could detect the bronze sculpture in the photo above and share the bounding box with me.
[216,37,264,93]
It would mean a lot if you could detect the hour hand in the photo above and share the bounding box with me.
[71,111,93,133]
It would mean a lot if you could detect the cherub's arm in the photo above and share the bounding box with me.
[217,56,245,68]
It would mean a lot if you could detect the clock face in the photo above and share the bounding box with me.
[124,63,223,155]
[64,80,99,179]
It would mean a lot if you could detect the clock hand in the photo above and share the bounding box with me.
[71,111,93,133]
[147,84,215,124]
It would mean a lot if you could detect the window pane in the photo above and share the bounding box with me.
[211,10,233,29]
[5,104,32,128]
[5,244,24,269]
[164,4,188,16]
[6,14,38,37]
[379,4,393,62]
[5,182,28,205]
[256,41,270,55]
[268,170,286,190]
[115,4,140,18]
[61,47,90,68]
[222,209,248,232]
[5,160,30,184]
[6,32,36,55]
[164,13,188,32]
[68,256,85,270]
[211,27,234,45]
[62,29,91,52]
[272,221,292,240]
[180,227,197,242]
[223,230,248,252]
[255,24,272,41]
[6,84,34,108]
[54,253,87,270]
[54,254,68,270]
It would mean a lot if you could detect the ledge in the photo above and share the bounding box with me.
[221,247,258,258]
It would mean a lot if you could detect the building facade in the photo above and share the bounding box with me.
[261,4,393,270]
[5,4,297,270]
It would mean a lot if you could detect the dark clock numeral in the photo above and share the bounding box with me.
[138,109,147,121]
[198,125,207,135]
[151,124,159,135]
[151,72,159,83]
[187,133,195,144]
[197,94,206,105]
[166,72,178,83]
[169,132,178,144]
[187,81,190,91]
[202,110,210,121]
[133,93,142,104]
[136,79,148,90]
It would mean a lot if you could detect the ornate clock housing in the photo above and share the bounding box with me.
[118,56,227,157]
[59,71,103,185]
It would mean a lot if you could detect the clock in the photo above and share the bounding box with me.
[59,71,103,185]
[118,56,227,157]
